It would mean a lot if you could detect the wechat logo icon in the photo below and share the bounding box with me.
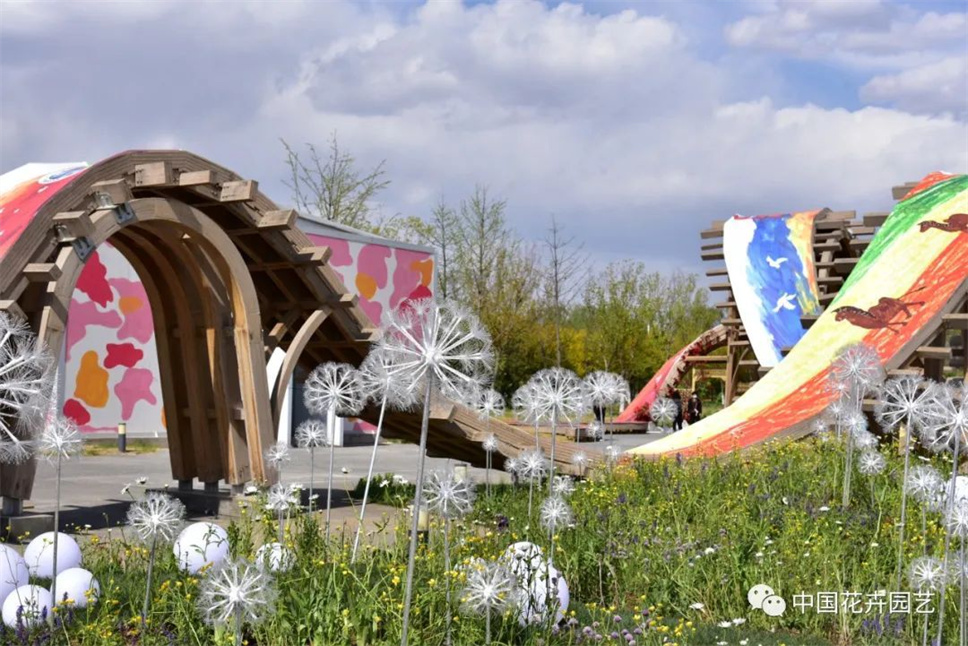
[748,584,786,617]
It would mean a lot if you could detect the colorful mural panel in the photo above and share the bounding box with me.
[631,173,968,458]
[723,210,823,368]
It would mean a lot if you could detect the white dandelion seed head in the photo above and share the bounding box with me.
[127,492,186,543]
[531,368,588,423]
[294,419,329,449]
[504,457,521,475]
[945,500,968,538]
[851,427,878,451]
[857,450,887,476]
[482,433,498,454]
[875,376,933,432]
[304,362,364,416]
[263,441,291,469]
[830,342,885,399]
[512,381,542,424]
[422,470,475,519]
[473,388,506,421]
[358,346,419,411]
[906,465,944,502]
[811,418,829,435]
[461,560,515,616]
[586,420,604,440]
[378,299,493,401]
[0,312,54,464]
[265,483,299,513]
[908,556,950,591]
[571,451,589,468]
[551,476,576,497]
[921,383,968,452]
[519,449,549,482]
[650,397,678,428]
[540,495,574,533]
[604,444,621,466]
[823,398,852,426]
[583,371,622,408]
[199,557,276,627]
[37,415,82,462]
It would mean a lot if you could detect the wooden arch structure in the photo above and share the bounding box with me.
[0,151,377,505]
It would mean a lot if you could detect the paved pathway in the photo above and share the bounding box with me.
[14,432,667,540]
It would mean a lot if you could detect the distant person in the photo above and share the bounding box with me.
[686,391,703,424]
[670,389,683,431]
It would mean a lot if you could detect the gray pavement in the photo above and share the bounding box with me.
[20,432,667,535]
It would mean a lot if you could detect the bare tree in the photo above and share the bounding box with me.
[282,133,391,231]
[455,186,510,313]
[428,199,458,300]
[545,215,587,367]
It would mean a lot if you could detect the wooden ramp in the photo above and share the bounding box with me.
[364,399,593,476]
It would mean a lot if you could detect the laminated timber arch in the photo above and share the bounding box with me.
[0,151,377,502]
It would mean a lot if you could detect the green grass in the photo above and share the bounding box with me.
[4,436,962,645]
[82,439,163,456]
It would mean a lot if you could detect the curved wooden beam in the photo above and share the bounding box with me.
[271,307,332,432]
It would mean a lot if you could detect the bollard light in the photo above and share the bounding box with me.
[415,505,430,545]
[118,422,127,453]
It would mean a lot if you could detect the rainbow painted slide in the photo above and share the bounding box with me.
[615,325,727,423]
[630,172,968,458]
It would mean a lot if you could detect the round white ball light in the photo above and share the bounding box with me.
[23,532,82,578]
[255,542,294,572]
[517,564,570,627]
[173,522,229,574]
[0,545,29,603]
[2,585,52,628]
[51,568,99,608]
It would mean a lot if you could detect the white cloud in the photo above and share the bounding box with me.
[1,0,966,275]
[861,57,968,115]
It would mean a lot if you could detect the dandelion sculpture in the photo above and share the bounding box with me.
[482,433,499,497]
[379,299,493,646]
[584,371,626,444]
[539,495,573,541]
[944,499,968,646]
[519,448,550,517]
[530,367,587,493]
[909,556,949,646]
[37,415,82,617]
[473,388,505,495]
[199,557,276,646]
[127,493,186,629]
[294,419,328,514]
[351,347,418,563]
[424,470,476,646]
[461,560,515,646]
[551,475,575,498]
[512,380,542,447]
[923,382,968,646]
[263,442,292,483]
[571,450,589,477]
[829,343,884,509]
[857,450,886,504]
[304,362,365,540]
[0,312,53,464]
[265,483,299,543]
[875,375,935,591]
[650,397,677,431]
[906,465,945,554]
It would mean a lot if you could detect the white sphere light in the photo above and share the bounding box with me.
[0,546,29,603]
[2,585,52,628]
[51,568,99,608]
[517,565,570,627]
[173,522,229,574]
[23,532,82,578]
[255,542,294,573]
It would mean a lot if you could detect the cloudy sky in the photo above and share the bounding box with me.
[2,0,966,276]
